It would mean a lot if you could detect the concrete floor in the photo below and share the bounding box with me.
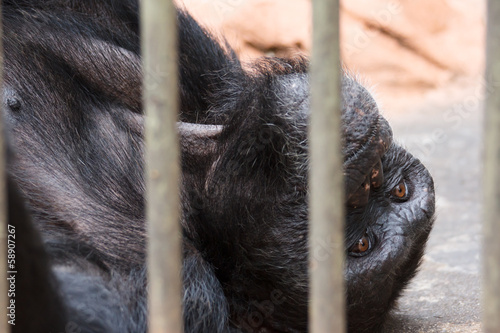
[381,82,483,332]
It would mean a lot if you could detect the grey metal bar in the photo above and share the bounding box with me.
[141,1,183,333]
[309,0,345,332]
[0,3,8,332]
[483,1,500,332]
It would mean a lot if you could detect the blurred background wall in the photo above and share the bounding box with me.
[177,0,485,112]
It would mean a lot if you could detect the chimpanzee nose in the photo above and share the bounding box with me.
[346,159,384,208]
[342,109,392,209]
[370,160,384,188]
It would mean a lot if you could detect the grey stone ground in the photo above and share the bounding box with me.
[380,81,484,332]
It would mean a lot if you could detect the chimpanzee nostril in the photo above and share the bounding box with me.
[371,159,384,189]
[347,159,385,208]
[344,115,392,207]
[347,174,371,208]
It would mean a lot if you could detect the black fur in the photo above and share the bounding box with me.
[3,1,435,332]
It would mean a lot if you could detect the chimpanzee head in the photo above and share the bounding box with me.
[180,58,435,332]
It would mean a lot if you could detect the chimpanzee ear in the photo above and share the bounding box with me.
[177,122,223,158]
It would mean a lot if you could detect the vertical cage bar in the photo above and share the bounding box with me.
[141,1,182,333]
[309,0,345,332]
[483,1,500,332]
[0,2,7,332]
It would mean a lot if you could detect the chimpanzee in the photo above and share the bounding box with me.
[3,1,435,332]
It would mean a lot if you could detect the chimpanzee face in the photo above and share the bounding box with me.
[345,143,435,332]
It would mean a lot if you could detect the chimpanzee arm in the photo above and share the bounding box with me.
[8,176,67,333]
[9,174,148,333]
[183,241,230,333]
[53,266,148,333]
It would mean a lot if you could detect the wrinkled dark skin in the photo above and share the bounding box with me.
[3,1,435,332]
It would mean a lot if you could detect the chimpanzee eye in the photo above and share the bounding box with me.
[348,232,371,257]
[390,180,408,200]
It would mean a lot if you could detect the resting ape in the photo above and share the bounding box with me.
[4,1,435,332]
